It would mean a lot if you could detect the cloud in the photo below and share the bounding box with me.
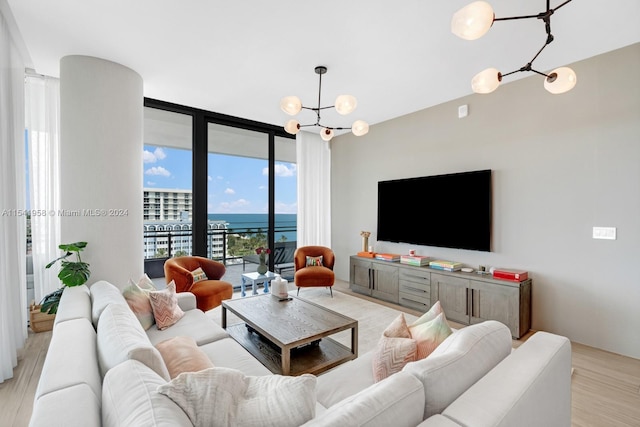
[208,176,212,181]
[275,201,297,214]
[224,188,235,195]
[145,166,171,177]
[154,147,166,160]
[146,181,156,186]
[217,199,251,212]
[262,163,297,177]
[143,147,167,163]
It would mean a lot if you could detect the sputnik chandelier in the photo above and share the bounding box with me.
[280,66,369,142]
[451,0,577,94]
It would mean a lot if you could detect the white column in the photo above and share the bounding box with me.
[60,55,143,288]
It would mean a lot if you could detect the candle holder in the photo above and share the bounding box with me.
[360,231,371,253]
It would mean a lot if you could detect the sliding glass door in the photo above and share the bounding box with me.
[143,99,295,275]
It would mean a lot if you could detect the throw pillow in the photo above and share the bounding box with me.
[122,277,158,330]
[148,280,185,330]
[306,255,324,267]
[155,336,214,379]
[190,267,208,283]
[372,313,417,382]
[409,311,453,360]
[157,367,317,427]
[410,300,443,327]
[137,273,156,290]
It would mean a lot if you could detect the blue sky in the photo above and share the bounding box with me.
[143,145,297,214]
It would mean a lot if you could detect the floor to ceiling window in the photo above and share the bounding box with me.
[143,99,296,275]
[142,107,193,274]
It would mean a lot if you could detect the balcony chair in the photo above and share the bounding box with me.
[163,256,233,311]
[293,246,335,297]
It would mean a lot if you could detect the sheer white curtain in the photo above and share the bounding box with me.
[0,8,28,383]
[25,75,61,303]
[296,131,331,247]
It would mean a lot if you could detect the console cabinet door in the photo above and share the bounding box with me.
[470,279,531,339]
[350,258,373,295]
[372,263,399,303]
[431,273,470,324]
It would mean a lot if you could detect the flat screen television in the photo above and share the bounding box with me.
[377,169,492,252]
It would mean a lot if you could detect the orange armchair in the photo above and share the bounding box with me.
[293,246,335,297]
[164,256,233,311]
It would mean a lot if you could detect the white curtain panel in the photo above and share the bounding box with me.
[25,75,61,303]
[0,8,28,383]
[296,131,331,247]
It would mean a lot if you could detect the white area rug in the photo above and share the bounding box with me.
[206,288,419,355]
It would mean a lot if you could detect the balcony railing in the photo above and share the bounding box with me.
[143,224,297,265]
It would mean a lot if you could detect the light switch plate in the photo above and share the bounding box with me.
[592,227,616,240]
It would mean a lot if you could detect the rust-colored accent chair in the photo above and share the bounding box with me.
[164,256,233,312]
[293,246,335,297]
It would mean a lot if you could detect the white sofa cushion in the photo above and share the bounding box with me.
[302,371,424,427]
[90,280,127,328]
[440,332,572,427]
[198,337,273,376]
[102,360,192,427]
[402,320,512,419]
[316,351,375,408]
[54,284,92,325]
[97,303,170,380]
[145,309,229,346]
[29,383,101,427]
[34,318,101,401]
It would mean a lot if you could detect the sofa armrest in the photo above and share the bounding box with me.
[302,371,424,427]
[440,332,572,427]
[176,292,197,311]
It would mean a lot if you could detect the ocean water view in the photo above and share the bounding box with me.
[207,213,297,242]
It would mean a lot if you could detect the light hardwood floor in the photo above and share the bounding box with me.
[1,283,638,427]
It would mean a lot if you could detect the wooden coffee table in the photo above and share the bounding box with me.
[222,294,358,376]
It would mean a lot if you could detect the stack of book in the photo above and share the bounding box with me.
[429,260,463,271]
[375,253,401,262]
[400,255,430,266]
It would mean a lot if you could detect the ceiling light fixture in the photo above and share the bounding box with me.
[452,0,577,95]
[280,66,369,142]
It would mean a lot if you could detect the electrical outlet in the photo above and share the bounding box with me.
[592,227,616,240]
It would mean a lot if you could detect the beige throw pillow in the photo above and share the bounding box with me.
[122,276,157,330]
[157,367,317,427]
[155,336,214,379]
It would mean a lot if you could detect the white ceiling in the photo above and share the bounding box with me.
[6,0,640,132]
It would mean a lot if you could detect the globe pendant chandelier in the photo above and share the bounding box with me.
[452,0,577,95]
[280,66,369,142]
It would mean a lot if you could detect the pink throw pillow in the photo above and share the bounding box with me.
[149,280,185,330]
[372,313,417,382]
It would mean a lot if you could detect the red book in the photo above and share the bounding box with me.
[493,268,528,282]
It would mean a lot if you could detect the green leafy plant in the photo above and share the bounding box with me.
[40,241,91,314]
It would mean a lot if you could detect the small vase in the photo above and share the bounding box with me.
[257,257,268,275]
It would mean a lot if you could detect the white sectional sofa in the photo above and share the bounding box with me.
[29,280,572,427]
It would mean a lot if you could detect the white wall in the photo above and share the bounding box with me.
[59,56,143,289]
[331,43,640,359]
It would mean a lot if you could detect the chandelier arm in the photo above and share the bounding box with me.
[529,68,551,78]
[301,106,334,112]
[553,0,573,12]
[494,14,540,22]
[297,123,351,131]
[529,37,552,65]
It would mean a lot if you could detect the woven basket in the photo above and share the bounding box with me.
[29,305,55,332]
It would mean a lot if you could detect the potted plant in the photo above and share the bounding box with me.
[39,241,91,315]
